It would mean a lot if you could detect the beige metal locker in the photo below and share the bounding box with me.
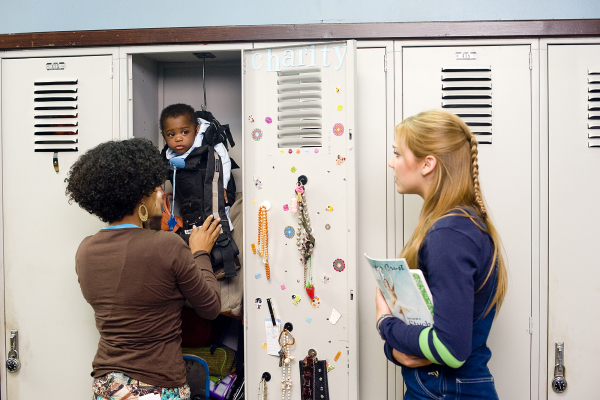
[546,41,600,399]
[1,53,118,399]
[397,42,535,400]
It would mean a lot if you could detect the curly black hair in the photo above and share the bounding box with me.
[65,138,166,223]
[159,103,198,132]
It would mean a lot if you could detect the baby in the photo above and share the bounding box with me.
[160,103,239,278]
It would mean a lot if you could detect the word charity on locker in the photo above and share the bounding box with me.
[250,44,348,71]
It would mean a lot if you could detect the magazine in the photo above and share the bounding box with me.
[365,254,434,327]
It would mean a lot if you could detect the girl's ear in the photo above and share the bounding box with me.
[422,155,437,176]
[195,124,200,136]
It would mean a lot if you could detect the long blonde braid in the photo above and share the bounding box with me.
[469,135,487,219]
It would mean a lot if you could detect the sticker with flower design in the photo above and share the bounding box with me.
[333,123,344,136]
[265,117,272,124]
[251,128,263,141]
[284,226,295,239]
[333,258,345,272]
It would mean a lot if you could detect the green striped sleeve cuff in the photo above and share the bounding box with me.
[418,327,466,368]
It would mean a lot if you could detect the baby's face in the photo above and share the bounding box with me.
[162,115,198,154]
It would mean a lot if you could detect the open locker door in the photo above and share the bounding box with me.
[243,41,358,400]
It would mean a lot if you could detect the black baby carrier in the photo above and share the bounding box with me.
[162,110,239,278]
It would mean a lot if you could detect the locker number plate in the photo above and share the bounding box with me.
[455,52,477,60]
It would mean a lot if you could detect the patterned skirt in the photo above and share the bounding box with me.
[92,371,190,400]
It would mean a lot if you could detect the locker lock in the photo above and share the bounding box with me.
[6,330,20,373]
[551,342,567,393]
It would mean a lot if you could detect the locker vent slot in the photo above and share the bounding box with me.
[277,68,322,148]
[34,80,78,86]
[34,79,79,153]
[588,69,600,147]
[442,66,493,144]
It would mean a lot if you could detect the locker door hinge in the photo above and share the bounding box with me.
[384,53,388,72]
[528,317,533,335]
[111,63,114,79]
[243,58,246,74]
[529,52,532,70]
[347,348,350,373]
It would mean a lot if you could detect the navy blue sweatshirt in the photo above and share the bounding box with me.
[380,210,497,368]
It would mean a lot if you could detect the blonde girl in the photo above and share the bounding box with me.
[375,110,507,400]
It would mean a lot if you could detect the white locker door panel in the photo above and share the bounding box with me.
[548,44,600,399]
[401,45,532,400]
[243,41,358,400]
[1,56,114,399]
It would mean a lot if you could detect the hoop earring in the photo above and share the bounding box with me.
[138,204,148,222]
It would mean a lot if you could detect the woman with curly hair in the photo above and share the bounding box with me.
[65,138,221,400]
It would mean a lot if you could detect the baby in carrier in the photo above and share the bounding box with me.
[160,103,239,278]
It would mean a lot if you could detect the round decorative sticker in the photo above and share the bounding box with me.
[333,123,344,136]
[251,128,263,141]
[265,117,272,124]
[333,258,345,272]
[284,226,295,239]
[288,149,293,154]
[314,148,319,153]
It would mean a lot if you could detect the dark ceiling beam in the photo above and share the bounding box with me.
[1,20,599,50]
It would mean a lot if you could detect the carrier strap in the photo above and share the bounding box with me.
[212,151,220,218]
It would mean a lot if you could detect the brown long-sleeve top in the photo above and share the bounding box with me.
[75,227,221,387]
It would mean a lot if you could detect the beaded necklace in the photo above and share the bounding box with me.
[278,329,295,400]
[258,376,268,400]
[295,182,315,297]
[258,205,270,279]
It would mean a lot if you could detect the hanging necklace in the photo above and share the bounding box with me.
[258,205,270,279]
[278,329,295,400]
[295,182,315,298]
[258,376,268,400]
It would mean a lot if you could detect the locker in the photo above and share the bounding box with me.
[242,41,358,400]
[398,43,535,400]
[546,42,600,399]
[120,42,394,398]
[0,53,119,399]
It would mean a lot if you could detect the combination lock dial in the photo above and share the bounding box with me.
[6,354,20,373]
[552,375,567,393]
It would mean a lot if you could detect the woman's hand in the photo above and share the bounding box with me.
[189,215,222,254]
[392,349,433,368]
[376,287,392,320]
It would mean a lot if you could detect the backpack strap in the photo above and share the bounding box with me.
[205,147,238,278]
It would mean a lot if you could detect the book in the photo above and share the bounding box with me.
[365,254,434,326]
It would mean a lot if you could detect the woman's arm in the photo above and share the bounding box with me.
[378,227,479,368]
[376,288,432,367]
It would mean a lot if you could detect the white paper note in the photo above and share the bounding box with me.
[265,318,282,356]
[329,308,342,325]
